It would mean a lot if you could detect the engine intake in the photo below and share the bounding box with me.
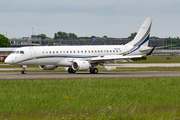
[72,61,90,71]
[39,65,57,70]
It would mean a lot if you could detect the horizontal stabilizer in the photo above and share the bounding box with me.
[155,45,174,49]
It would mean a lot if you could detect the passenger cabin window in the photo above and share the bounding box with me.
[20,51,24,54]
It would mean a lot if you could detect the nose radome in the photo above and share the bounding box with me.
[5,56,11,64]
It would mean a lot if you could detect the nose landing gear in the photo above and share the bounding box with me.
[21,65,27,74]
[21,69,26,74]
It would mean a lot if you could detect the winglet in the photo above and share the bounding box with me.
[146,45,156,55]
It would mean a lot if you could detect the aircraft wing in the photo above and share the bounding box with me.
[91,55,142,61]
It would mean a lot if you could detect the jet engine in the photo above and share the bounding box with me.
[72,61,90,71]
[39,65,57,70]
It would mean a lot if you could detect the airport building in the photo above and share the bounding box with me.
[9,35,54,47]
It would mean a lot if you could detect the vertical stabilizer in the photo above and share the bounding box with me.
[125,18,152,47]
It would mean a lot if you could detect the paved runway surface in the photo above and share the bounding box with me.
[1,63,180,71]
[1,63,180,79]
[1,71,180,79]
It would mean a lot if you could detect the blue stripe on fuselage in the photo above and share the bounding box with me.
[123,34,150,56]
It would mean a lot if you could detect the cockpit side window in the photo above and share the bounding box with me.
[15,51,19,54]
[12,51,16,54]
[20,51,24,54]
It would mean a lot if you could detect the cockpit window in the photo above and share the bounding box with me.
[15,51,19,54]
[20,51,24,54]
[12,51,16,54]
[11,51,23,54]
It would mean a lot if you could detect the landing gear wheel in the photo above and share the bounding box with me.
[68,68,76,73]
[93,68,98,74]
[89,68,98,74]
[21,70,26,74]
[90,68,94,74]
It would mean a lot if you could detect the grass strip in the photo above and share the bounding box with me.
[0,77,180,119]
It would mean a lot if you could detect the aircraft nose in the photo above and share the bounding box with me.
[5,56,11,64]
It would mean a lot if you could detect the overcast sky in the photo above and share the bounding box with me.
[0,0,180,39]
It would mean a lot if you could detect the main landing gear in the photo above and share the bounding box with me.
[90,68,98,74]
[68,68,76,73]
[21,65,27,74]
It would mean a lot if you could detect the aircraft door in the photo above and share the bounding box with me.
[29,47,36,59]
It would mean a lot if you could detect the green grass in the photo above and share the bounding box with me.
[130,55,180,63]
[1,77,180,119]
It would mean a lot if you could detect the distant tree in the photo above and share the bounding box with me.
[103,35,108,38]
[54,31,67,39]
[164,37,180,48]
[0,34,10,47]
[128,32,137,39]
[150,36,159,39]
[54,31,78,39]
[68,33,77,39]
[39,34,51,39]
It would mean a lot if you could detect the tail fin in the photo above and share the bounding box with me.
[125,18,152,47]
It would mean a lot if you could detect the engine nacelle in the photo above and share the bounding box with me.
[39,65,57,70]
[72,61,90,71]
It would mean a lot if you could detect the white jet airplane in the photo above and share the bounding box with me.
[5,18,153,74]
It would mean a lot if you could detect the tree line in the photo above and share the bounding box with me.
[0,34,10,47]
[54,31,108,39]
[0,31,180,47]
